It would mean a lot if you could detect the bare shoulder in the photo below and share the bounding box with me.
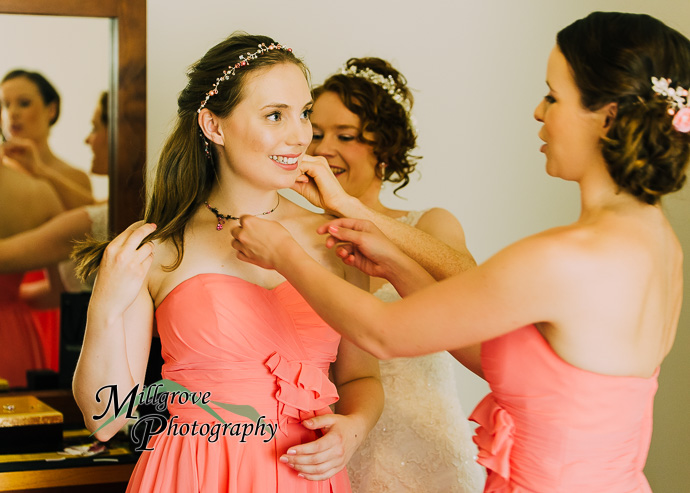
[53,158,92,189]
[414,207,467,247]
[499,222,647,288]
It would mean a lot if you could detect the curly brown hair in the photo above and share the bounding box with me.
[312,57,419,194]
[558,12,690,205]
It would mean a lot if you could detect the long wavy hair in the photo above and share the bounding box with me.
[74,33,307,279]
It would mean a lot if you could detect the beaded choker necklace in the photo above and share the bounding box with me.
[204,195,280,231]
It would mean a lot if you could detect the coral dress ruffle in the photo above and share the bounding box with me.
[126,274,351,493]
[470,325,657,493]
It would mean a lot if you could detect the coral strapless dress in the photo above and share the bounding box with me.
[126,274,351,492]
[470,325,657,493]
[0,273,46,388]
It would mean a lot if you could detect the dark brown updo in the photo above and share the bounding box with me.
[312,57,418,193]
[558,12,690,204]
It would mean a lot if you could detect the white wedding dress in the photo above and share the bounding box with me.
[347,211,484,493]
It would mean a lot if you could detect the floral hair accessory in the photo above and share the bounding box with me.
[651,77,690,133]
[197,42,292,114]
[340,65,412,114]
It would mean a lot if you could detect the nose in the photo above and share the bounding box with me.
[309,134,335,158]
[287,117,311,149]
[534,99,545,122]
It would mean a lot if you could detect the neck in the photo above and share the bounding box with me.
[206,186,281,218]
[577,166,644,221]
[34,138,54,164]
[356,180,396,216]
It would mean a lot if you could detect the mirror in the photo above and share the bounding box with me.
[0,0,145,391]
[0,0,147,233]
[0,14,111,202]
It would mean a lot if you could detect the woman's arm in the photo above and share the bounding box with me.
[232,216,568,359]
[2,138,94,209]
[321,217,484,375]
[73,222,157,441]
[0,207,94,274]
[20,265,65,310]
[293,156,475,280]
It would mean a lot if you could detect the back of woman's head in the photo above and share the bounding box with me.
[74,32,306,279]
[2,69,61,125]
[99,91,108,125]
[313,57,418,193]
[557,11,690,204]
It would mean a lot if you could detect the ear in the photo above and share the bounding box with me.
[198,109,224,146]
[47,101,58,125]
[600,102,618,136]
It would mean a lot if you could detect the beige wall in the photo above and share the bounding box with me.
[147,1,690,490]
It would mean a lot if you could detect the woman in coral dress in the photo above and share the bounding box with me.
[72,33,383,493]
[232,12,690,492]
[0,164,62,387]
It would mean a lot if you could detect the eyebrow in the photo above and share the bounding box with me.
[312,123,359,131]
[260,100,314,111]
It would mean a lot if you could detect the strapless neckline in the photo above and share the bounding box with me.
[156,272,291,310]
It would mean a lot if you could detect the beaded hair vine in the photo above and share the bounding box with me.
[197,42,293,159]
[198,42,292,114]
[340,65,412,114]
[651,77,690,133]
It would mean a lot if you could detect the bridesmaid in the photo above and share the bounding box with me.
[72,33,383,492]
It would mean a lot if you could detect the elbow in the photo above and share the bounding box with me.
[364,334,398,360]
[91,427,116,443]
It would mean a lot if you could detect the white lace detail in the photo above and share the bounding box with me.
[347,211,484,492]
[57,203,108,293]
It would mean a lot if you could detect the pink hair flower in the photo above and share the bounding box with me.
[672,107,690,133]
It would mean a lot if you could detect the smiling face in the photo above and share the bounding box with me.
[0,76,56,142]
[308,91,381,200]
[533,46,610,181]
[218,63,312,190]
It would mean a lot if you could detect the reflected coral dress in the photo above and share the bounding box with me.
[0,273,46,388]
[470,325,657,493]
[126,274,352,493]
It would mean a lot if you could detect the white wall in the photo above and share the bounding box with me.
[0,14,111,200]
[147,1,690,490]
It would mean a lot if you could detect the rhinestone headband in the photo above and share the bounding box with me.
[197,42,292,114]
[340,65,412,114]
[651,77,690,133]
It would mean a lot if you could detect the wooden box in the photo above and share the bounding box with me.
[0,396,63,454]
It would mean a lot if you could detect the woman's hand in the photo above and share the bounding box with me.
[0,137,46,176]
[279,414,365,481]
[91,221,156,315]
[230,216,302,270]
[292,155,356,216]
[318,218,405,279]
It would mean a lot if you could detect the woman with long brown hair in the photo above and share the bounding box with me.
[73,33,383,492]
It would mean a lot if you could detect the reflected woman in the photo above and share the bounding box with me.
[0,69,94,210]
[0,92,109,376]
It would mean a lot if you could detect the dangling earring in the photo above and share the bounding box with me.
[200,132,212,160]
[378,162,387,188]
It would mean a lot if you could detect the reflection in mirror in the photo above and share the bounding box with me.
[0,14,112,390]
[0,14,111,201]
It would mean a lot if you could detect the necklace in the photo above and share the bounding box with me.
[204,195,280,231]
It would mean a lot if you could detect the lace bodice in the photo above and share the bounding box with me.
[347,210,484,493]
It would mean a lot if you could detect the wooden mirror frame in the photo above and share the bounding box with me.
[0,0,146,234]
